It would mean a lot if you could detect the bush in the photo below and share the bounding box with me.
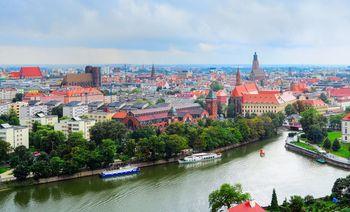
[332,139,341,151]
[323,138,331,149]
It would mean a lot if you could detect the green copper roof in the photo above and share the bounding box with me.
[206,90,216,99]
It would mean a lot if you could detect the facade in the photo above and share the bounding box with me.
[63,101,89,118]
[0,123,29,149]
[0,103,11,115]
[342,113,350,143]
[10,101,28,116]
[61,66,101,87]
[86,111,114,123]
[54,118,96,140]
[121,103,209,129]
[0,88,17,102]
[19,103,48,119]
[20,112,58,129]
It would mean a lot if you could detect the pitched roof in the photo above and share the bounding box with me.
[242,93,281,104]
[112,111,127,119]
[231,82,259,97]
[9,71,20,78]
[20,67,42,78]
[228,201,265,212]
[328,87,350,97]
[301,99,327,107]
[343,113,350,121]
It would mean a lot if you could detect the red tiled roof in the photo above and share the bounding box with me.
[228,201,265,212]
[20,67,42,78]
[302,99,327,107]
[113,111,127,119]
[328,88,350,97]
[216,90,228,97]
[242,93,280,104]
[231,82,259,97]
[9,71,20,78]
[343,113,350,121]
[135,112,168,122]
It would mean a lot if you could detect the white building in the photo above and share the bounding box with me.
[0,103,11,115]
[341,113,350,143]
[54,117,96,140]
[0,123,29,149]
[20,112,58,130]
[63,101,88,118]
[19,102,48,119]
[0,88,17,102]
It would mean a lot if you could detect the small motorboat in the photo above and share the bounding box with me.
[259,149,265,157]
[316,158,326,164]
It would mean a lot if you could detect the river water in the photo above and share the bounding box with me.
[0,131,348,212]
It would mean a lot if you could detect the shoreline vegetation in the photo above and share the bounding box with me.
[0,112,285,189]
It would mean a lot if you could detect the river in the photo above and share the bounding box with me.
[0,131,348,212]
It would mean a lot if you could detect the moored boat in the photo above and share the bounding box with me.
[316,158,326,164]
[178,152,221,164]
[100,166,140,178]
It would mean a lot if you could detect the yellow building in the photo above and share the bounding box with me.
[86,112,114,123]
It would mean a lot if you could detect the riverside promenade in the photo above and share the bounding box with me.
[285,134,350,170]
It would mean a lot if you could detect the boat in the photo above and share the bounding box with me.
[316,158,326,164]
[259,149,265,157]
[99,166,140,178]
[178,152,221,164]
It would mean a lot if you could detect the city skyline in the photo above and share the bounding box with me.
[1,0,350,65]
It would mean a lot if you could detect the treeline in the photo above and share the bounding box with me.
[8,123,116,181]
[2,112,285,181]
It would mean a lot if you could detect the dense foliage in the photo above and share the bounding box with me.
[300,108,327,143]
[8,112,284,181]
[208,183,250,212]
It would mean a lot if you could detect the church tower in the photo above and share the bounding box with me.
[205,90,218,120]
[151,64,155,78]
[250,52,266,81]
[236,67,242,86]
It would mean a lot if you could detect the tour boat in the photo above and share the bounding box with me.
[99,166,140,178]
[178,153,221,164]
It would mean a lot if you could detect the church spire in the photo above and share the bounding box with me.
[236,66,242,86]
[151,64,155,78]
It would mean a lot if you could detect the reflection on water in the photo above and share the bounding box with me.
[0,131,348,212]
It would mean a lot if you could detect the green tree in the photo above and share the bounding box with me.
[289,196,304,212]
[210,81,224,92]
[162,134,188,158]
[51,105,63,118]
[323,138,331,149]
[332,138,341,151]
[270,188,279,211]
[12,93,23,102]
[9,146,33,168]
[0,109,20,126]
[285,104,297,116]
[90,121,128,146]
[99,139,117,166]
[319,93,329,104]
[31,154,52,180]
[50,156,64,176]
[13,164,30,181]
[208,183,250,212]
[156,98,165,104]
[227,102,235,118]
[0,139,11,162]
[130,126,157,140]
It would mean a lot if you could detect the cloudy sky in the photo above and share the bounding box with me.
[0,0,350,65]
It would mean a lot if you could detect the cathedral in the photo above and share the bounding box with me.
[250,52,266,81]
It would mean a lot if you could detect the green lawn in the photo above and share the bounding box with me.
[327,131,341,141]
[324,131,350,158]
[0,167,9,174]
[291,141,318,152]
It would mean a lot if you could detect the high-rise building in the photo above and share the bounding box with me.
[151,64,156,78]
[236,67,242,86]
[250,52,266,81]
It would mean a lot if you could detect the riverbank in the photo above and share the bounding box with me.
[0,135,267,189]
[285,135,350,170]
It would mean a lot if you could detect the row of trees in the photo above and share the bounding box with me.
[209,175,350,211]
[2,111,284,181]
[7,122,117,180]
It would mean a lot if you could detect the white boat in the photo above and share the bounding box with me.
[100,166,140,178]
[178,153,222,164]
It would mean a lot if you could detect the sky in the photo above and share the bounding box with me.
[0,0,350,65]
